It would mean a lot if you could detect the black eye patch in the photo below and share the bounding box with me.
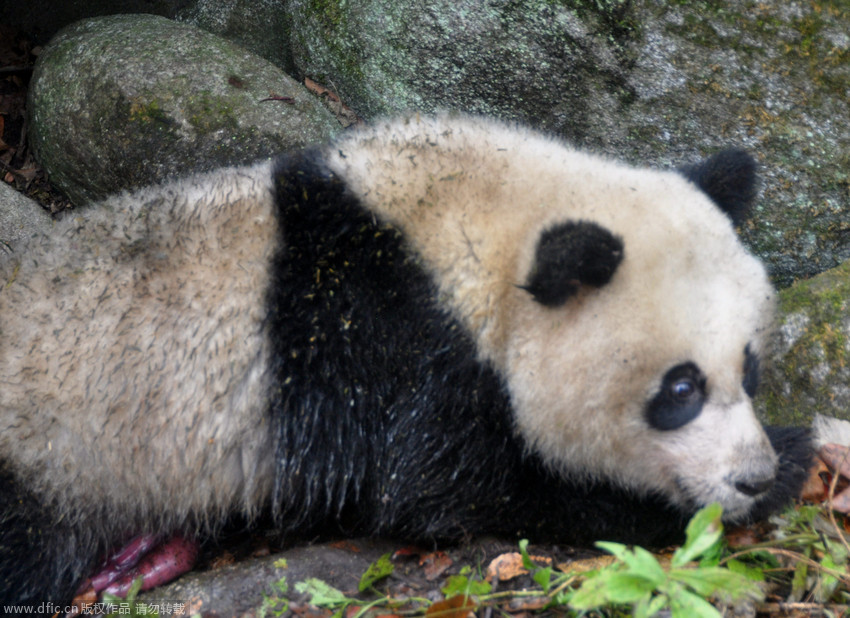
[743,344,760,399]
[645,362,707,431]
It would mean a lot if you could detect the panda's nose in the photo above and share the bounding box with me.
[734,476,774,497]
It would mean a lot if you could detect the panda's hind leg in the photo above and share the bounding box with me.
[0,462,95,611]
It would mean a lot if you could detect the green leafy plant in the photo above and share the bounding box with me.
[568,503,763,617]
[258,575,290,618]
[253,500,850,617]
[293,577,390,618]
[441,566,492,598]
[725,503,850,605]
[358,552,394,592]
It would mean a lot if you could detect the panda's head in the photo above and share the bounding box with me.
[328,115,779,520]
[504,148,778,521]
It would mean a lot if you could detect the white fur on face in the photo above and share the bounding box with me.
[327,113,778,513]
[658,400,778,518]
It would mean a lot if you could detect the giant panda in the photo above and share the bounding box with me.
[0,113,811,608]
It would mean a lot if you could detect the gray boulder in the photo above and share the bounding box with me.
[0,182,53,246]
[28,14,339,205]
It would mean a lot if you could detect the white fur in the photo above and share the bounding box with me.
[0,161,278,532]
[813,414,850,447]
[325,113,778,516]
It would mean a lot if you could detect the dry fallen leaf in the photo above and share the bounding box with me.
[801,455,832,503]
[425,594,475,618]
[303,77,361,127]
[304,77,340,102]
[725,525,764,547]
[329,540,361,553]
[485,551,552,582]
[486,552,527,581]
[818,443,850,513]
[420,550,453,581]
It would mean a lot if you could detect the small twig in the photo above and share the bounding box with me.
[724,547,850,588]
[759,601,849,614]
[0,66,33,74]
[459,225,481,264]
[482,565,497,618]
[548,574,579,598]
[259,94,295,103]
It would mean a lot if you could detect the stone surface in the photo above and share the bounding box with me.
[27,14,339,205]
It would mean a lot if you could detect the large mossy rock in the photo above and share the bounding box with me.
[759,260,850,425]
[28,14,339,205]
[286,0,634,141]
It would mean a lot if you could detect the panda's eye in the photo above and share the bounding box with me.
[645,362,707,431]
[670,377,697,401]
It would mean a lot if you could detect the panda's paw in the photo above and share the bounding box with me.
[745,425,814,522]
[78,534,198,600]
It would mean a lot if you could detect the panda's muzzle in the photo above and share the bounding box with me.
[734,475,775,497]
[730,452,779,499]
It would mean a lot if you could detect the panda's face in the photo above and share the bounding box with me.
[640,349,778,519]
[501,169,778,520]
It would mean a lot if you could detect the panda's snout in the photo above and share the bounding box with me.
[731,451,779,498]
[734,475,774,497]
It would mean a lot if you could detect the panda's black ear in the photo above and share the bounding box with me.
[679,149,758,226]
[522,221,624,307]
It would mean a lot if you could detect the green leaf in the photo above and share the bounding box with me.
[358,553,394,592]
[669,587,722,618]
[815,554,842,603]
[294,578,353,608]
[725,558,765,583]
[570,571,656,608]
[467,578,492,595]
[601,573,658,604]
[533,566,554,593]
[672,503,723,567]
[441,575,470,598]
[670,567,761,601]
[635,593,670,618]
[259,590,290,618]
[596,541,666,586]
[518,539,535,570]
[271,576,289,595]
[789,549,809,603]
[441,574,491,598]
[595,541,630,562]
[570,572,618,609]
